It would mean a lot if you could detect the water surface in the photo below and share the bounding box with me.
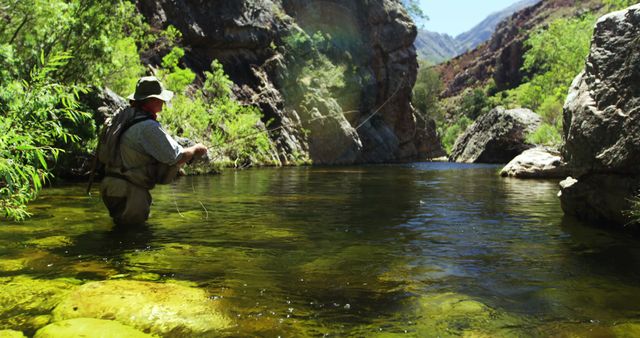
[3,163,640,336]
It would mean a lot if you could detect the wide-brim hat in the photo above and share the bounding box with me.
[127,76,174,102]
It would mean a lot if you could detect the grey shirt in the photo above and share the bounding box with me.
[120,119,184,168]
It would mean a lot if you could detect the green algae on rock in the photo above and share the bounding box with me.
[34,318,152,338]
[24,236,73,249]
[0,330,26,338]
[51,280,232,337]
[0,276,80,333]
[0,250,52,272]
[412,292,525,336]
[123,243,268,280]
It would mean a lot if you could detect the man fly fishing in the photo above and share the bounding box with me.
[97,76,207,226]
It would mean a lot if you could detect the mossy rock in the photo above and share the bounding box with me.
[537,321,640,337]
[34,318,152,338]
[413,292,525,336]
[419,292,489,315]
[0,276,80,332]
[123,243,266,279]
[611,323,640,337]
[0,330,26,338]
[67,261,119,280]
[24,236,73,249]
[52,280,232,337]
[0,250,51,272]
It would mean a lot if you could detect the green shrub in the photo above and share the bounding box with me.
[604,0,637,10]
[441,116,472,154]
[0,0,148,86]
[104,37,146,96]
[460,88,491,120]
[494,14,596,145]
[0,52,89,220]
[526,123,562,147]
[161,60,278,169]
[413,61,443,123]
[0,0,167,220]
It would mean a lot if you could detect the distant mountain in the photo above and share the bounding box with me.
[456,0,541,53]
[415,0,541,63]
[414,30,461,64]
[437,0,604,98]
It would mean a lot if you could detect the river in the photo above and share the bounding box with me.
[3,163,640,336]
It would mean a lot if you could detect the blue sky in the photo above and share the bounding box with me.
[417,0,520,36]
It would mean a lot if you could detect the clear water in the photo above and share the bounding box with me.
[3,163,640,336]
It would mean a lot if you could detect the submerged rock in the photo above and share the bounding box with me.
[0,250,57,273]
[0,276,80,333]
[0,330,26,338]
[560,4,640,227]
[450,107,541,163]
[419,292,491,317]
[52,280,232,337]
[410,292,525,336]
[34,318,151,338]
[24,236,73,249]
[500,148,567,178]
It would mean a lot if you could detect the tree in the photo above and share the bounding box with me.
[412,61,443,122]
[401,0,428,22]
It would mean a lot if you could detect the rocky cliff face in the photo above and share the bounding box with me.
[437,0,603,98]
[560,4,640,227]
[137,0,444,165]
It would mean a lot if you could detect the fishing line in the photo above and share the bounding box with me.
[355,78,405,130]
[171,183,185,218]
[191,177,209,220]
[209,77,405,155]
[199,201,209,220]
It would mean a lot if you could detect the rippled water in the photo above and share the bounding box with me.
[3,163,640,336]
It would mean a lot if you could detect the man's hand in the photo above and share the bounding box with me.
[193,143,208,157]
[177,143,208,166]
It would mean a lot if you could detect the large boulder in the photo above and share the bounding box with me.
[450,107,541,163]
[560,4,640,227]
[51,280,231,337]
[500,148,568,179]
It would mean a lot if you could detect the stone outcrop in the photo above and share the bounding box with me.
[559,4,640,227]
[450,107,541,163]
[500,147,567,178]
[137,0,444,164]
[52,280,231,337]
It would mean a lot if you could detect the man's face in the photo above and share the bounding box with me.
[147,98,165,113]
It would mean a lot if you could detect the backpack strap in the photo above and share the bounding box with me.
[86,114,152,195]
[117,115,152,144]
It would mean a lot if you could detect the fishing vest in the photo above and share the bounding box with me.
[98,107,177,190]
